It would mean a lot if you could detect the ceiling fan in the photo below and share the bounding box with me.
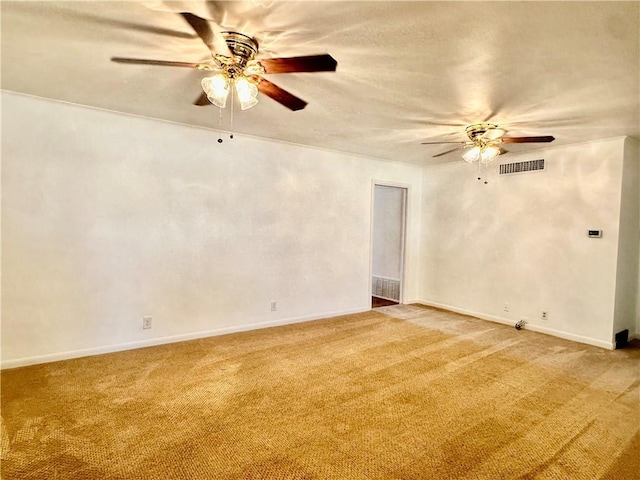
[422,123,555,163]
[111,12,337,111]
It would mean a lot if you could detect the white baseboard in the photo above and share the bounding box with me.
[403,298,424,305]
[415,299,615,350]
[1,307,369,370]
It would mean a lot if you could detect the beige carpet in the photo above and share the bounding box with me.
[1,305,639,479]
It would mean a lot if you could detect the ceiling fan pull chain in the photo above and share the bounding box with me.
[484,162,489,184]
[477,159,482,181]
[217,105,224,143]
[229,87,235,140]
[230,87,234,130]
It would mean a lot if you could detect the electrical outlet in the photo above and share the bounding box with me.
[270,301,278,312]
[143,316,152,329]
[541,311,548,321]
[503,303,510,313]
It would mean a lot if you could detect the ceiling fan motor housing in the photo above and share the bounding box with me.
[466,123,499,141]
[222,31,259,67]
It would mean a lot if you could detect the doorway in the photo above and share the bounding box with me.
[371,184,407,308]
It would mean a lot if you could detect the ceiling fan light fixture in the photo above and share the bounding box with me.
[235,76,259,110]
[462,146,481,163]
[480,145,501,163]
[201,73,230,108]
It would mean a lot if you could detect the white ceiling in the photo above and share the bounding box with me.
[2,1,639,166]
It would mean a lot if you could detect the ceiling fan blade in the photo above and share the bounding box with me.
[432,145,468,158]
[194,92,210,106]
[257,78,308,111]
[501,136,555,144]
[421,141,467,145]
[259,55,337,74]
[180,12,231,58]
[111,57,202,68]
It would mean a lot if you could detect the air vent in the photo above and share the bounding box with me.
[372,276,400,302]
[499,159,545,175]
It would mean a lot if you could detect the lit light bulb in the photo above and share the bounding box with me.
[480,145,500,163]
[462,146,481,163]
[201,73,229,108]
[235,76,259,110]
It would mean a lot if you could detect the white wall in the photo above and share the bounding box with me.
[1,91,423,367]
[613,137,639,342]
[372,185,405,280]
[419,138,627,348]
[3,90,636,366]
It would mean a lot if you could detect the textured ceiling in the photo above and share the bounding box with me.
[2,1,639,165]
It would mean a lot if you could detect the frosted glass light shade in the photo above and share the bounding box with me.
[201,74,229,108]
[235,77,259,110]
[462,146,481,163]
[480,145,500,163]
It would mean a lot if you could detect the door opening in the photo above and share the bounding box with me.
[371,184,407,308]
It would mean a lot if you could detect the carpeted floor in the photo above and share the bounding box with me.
[1,305,639,479]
